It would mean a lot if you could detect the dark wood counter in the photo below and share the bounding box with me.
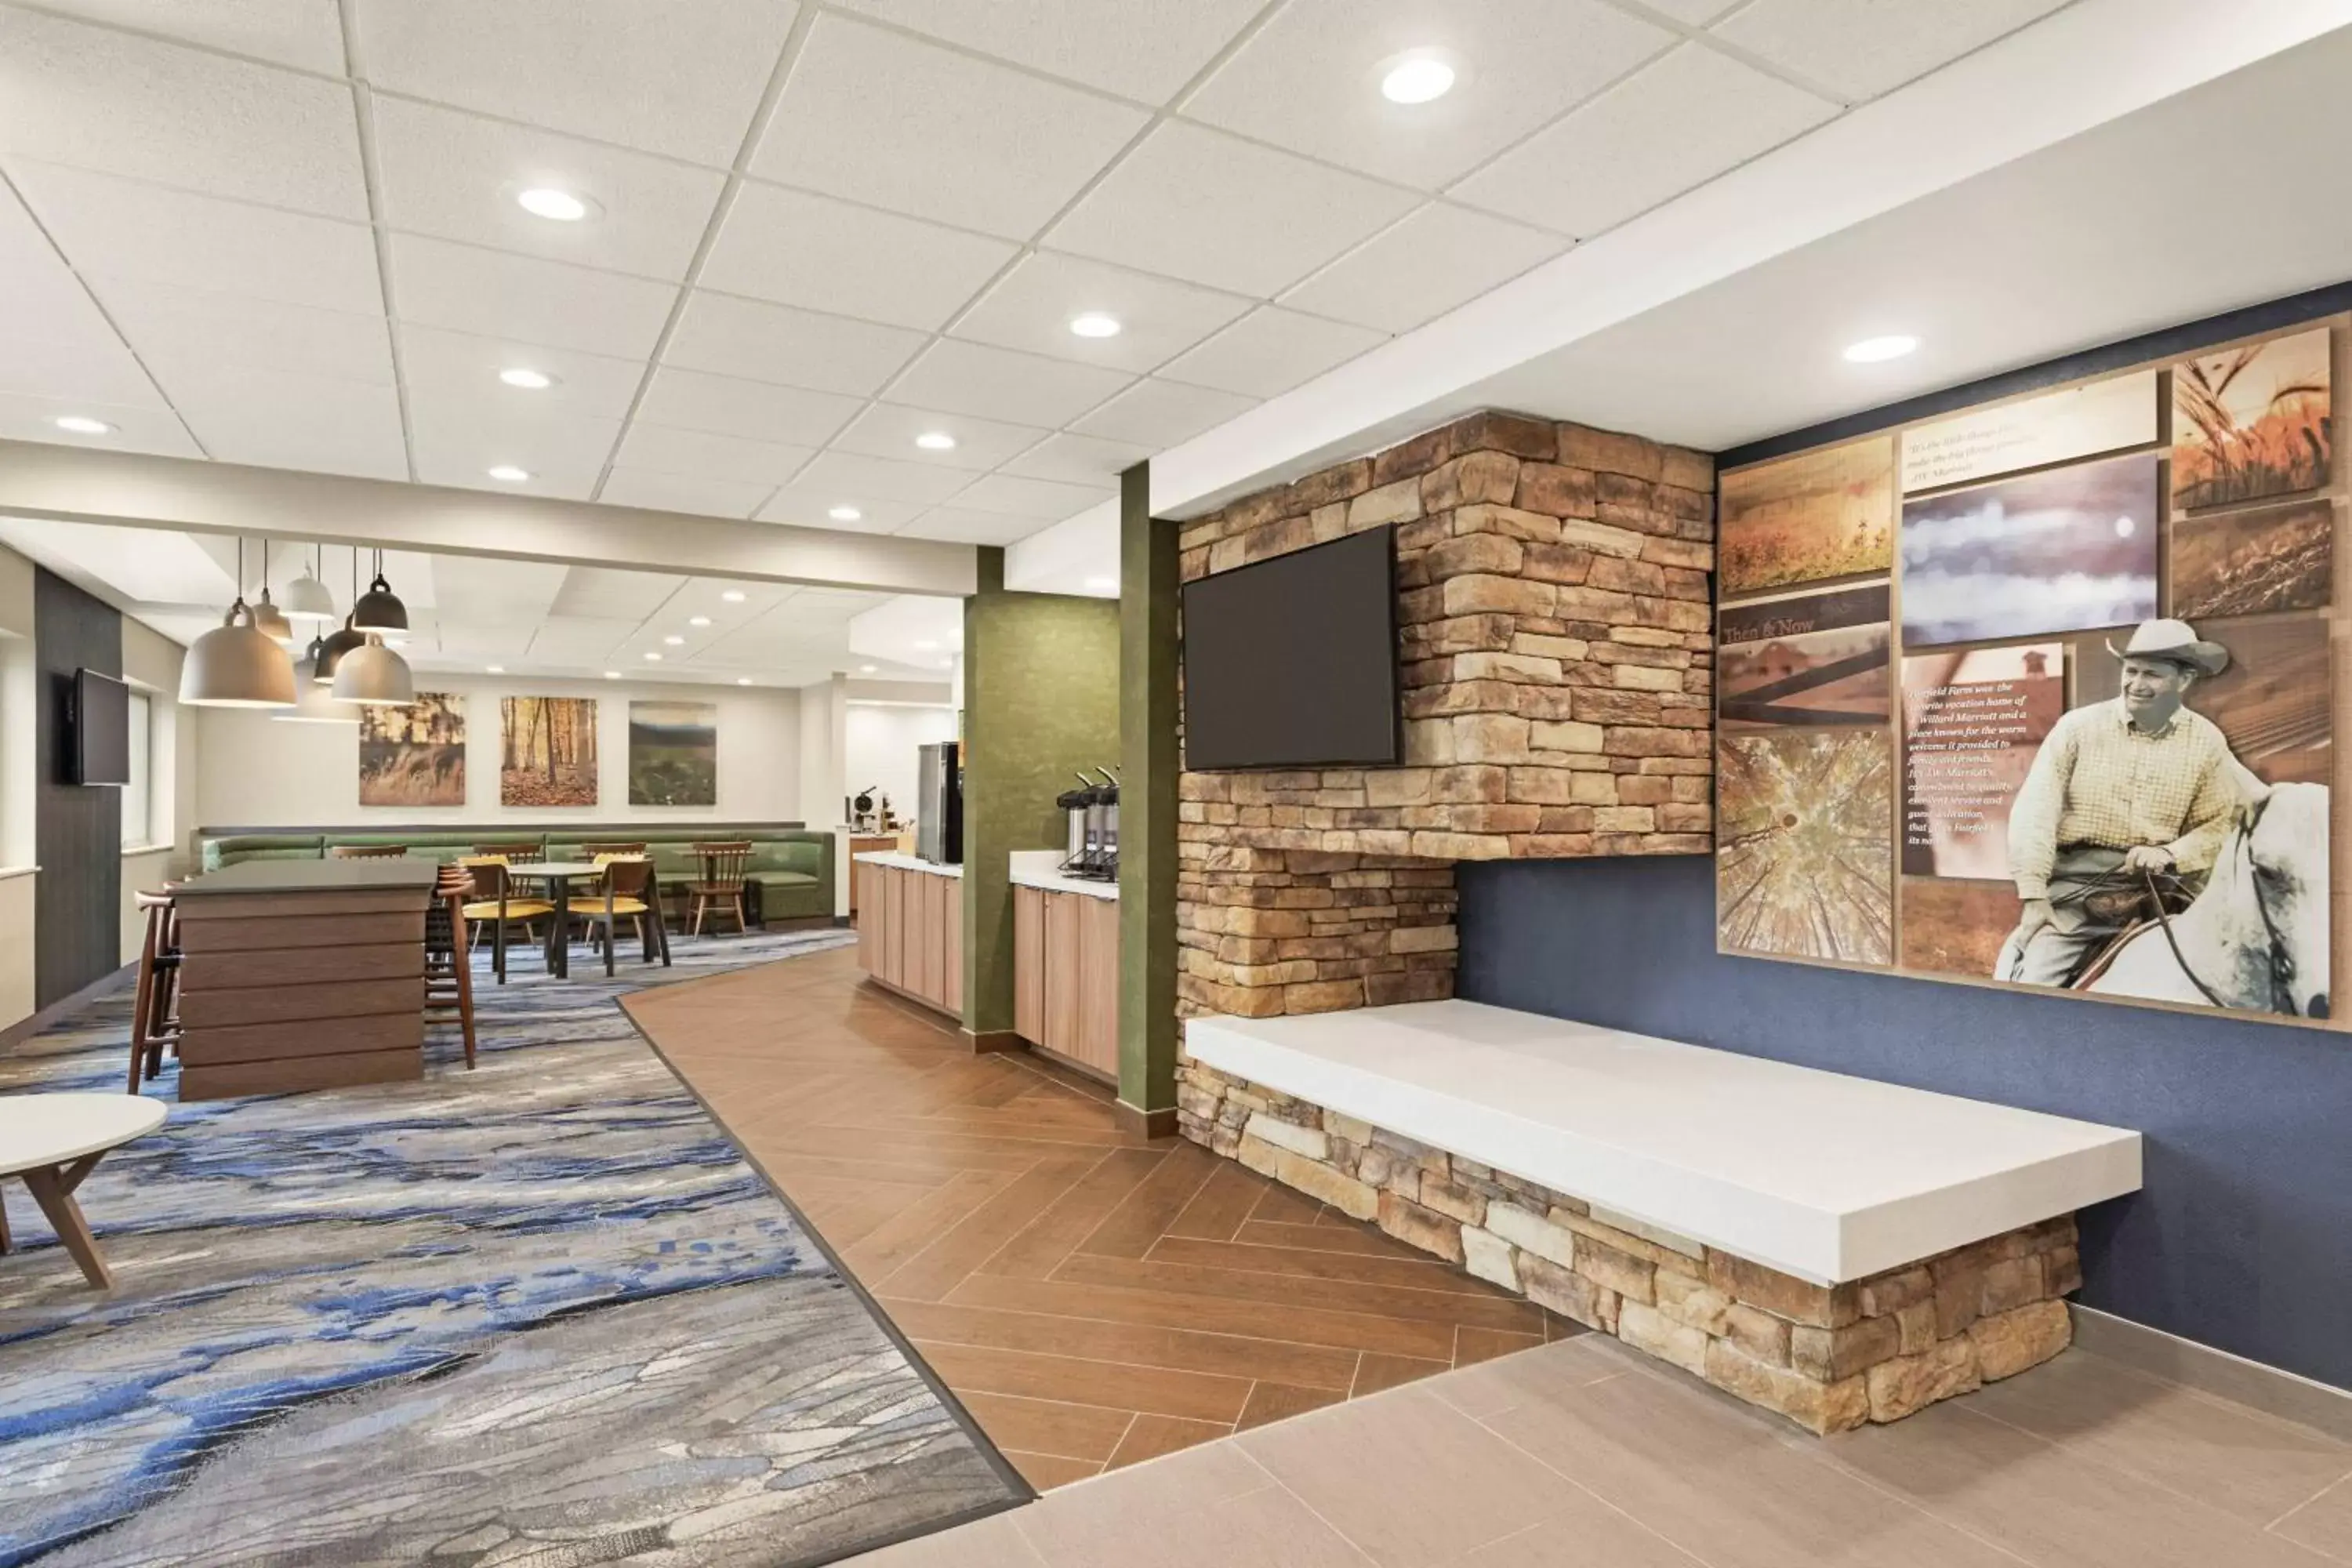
[173,858,438,1099]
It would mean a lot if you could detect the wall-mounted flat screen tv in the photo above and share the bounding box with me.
[74,668,130,786]
[1181,525,1399,771]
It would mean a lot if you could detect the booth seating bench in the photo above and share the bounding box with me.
[1180,1000,2141,1434]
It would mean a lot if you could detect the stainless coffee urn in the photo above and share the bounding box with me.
[1056,768,1119,881]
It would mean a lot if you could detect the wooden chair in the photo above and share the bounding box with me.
[581,855,671,975]
[328,844,408,859]
[687,841,753,936]
[583,841,647,858]
[459,856,554,983]
[472,840,544,863]
[423,864,477,1069]
[127,888,183,1092]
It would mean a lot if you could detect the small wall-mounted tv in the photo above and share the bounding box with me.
[73,669,130,786]
[1181,525,1399,771]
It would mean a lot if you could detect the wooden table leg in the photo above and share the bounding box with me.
[19,1155,111,1289]
[552,880,572,978]
[0,1183,10,1254]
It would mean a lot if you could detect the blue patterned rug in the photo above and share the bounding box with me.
[0,931,1025,1567]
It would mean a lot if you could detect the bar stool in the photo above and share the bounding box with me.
[423,863,477,1069]
[127,887,183,1093]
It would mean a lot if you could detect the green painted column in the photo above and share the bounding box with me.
[960,546,1121,1047]
[1116,462,1180,1136]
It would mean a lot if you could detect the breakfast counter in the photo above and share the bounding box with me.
[852,852,961,1016]
[1009,851,1119,1081]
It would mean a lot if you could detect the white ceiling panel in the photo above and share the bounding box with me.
[1187,0,1670,191]
[408,401,622,498]
[357,0,797,166]
[1158,305,1387,398]
[551,567,688,619]
[887,339,1132,428]
[425,553,570,623]
[755,485,922,532]
[26,0,348,74]
[0,7,367,219]
[0,330,166,408]
[952,251,1252,372]
[832,404,1048,471]
[1071,376,1254,446]
[1281,204,1567,333]
[390,235,680,359]
[0,393,198,457]
[946,471,1110,520]
[397,326,648,420]
[0,180,122,345]
[96,277,395,386]
[1650,0,1742,20]
[788,450,972,506]
[162,364,407,479]
[370,98,725,281]
[662,292,928,397]
[998,431,1152,487]
[827,0,1266,103]
[1045,120,1419,296]
[898,507,1045,546]
[597,468,775,518]
[526,614,648,662]
[633,367,862,447]
[755,15,1147,238]
[699,183,1019,331]
[1452,44,1838,238]
[611,423,814,485]
[14,163,382,314]
[1712,0,2071,103]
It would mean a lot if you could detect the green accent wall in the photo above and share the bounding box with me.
[1117,465,1178,1117]
[960,546,1121,1036]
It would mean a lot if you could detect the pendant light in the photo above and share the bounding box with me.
[283,542,336,622]
[350,548,408,633]
[331,633,414,706]
[313,546,368,685]
[180,539,297,708]
[250,539,296,645]
[275,667,361,723]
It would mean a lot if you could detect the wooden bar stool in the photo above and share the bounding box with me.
[687,841,752,936]
[423,864,477,1069]
[127,888,183,1093]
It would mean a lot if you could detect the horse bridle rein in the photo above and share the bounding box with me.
[2136,816,2296,1013]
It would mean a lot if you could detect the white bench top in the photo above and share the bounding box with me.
[1185,1000,2141,1286]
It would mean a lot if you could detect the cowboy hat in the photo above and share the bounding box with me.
[2105,618,2229,677]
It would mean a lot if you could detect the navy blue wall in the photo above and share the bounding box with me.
[1457,855,2351,1391]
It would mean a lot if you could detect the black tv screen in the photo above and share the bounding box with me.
[1181,525,1399,771]
[74,669,129,786]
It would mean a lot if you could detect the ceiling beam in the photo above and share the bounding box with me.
[0,441,978,598]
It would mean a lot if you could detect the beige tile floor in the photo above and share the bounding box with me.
[849,1330,2352,1567]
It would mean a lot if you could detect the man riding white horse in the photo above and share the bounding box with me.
[2002,619,2239,989]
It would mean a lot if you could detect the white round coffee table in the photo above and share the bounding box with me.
[0,1092,167,1289]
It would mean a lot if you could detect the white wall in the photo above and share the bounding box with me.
[194,673,801,829]
[119,618,191,963]
[845,702,959,826]
[0,544,34,1027]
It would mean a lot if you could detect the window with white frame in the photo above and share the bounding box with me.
[121,688,151,848]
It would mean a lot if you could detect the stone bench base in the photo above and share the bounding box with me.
[1177,1053,2081,1434]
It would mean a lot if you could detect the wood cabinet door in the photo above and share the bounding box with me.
[942,876,964,1016]
[913,873,946,1004]
[855,864,879,972]
[1041,891,1081,1060]
[1076,894,1120,1079]
[880,869,907,986]
[1013,886,1044,1043]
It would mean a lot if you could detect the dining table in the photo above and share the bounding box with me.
[0,1092,168,1288]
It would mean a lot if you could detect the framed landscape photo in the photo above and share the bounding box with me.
[1718,436,1895,599]
[501,696,598,808]
[628,701,717,807]
[2173,327,2333,510]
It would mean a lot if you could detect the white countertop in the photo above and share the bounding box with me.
[853,851,961,877]
[1185,1000,2141,1286]
[1010,848,1118,900]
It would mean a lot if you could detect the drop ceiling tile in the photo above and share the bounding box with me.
[887,339,1132,428]
[597,467,776,517]
[408,401,622,497]
[998,430,1152,487]
[1279,205,1567,334]
[1452,44,1838,237]
[700,183,1018,331]
[830,404,1050,471]
[664,292,928,397]
[551,568,688,619]
[397,325,648,419]
[756,485,924,531]
[899,507,1045,546]
[0,181,122,349]
[528,613,646,660]
[946,471,1110,520]
[164,364,408,479]
[1069,376,1253,445]
[96,276,395,386]
[635,366,862,446]
[27,0,348,73]
[1158,305,1385,398]
[371,98,725,281]
[13,162,382,314]
[0,392,199,457]
[1188,0,1670,191]
[1045,121,1419,297]
[952,251,1252,372]
[0,329,166,408]
[755,15,1148,238]
[0,7,366,219]
[390,235,680,359]
[1711,0,2069,102]
[827,0,1264,103]
[611,423,815,485]
[787,450,972,506]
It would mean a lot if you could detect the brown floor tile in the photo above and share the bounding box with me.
[913,1339,1253,1424]
[1248,1183,1327,1227]
[1165,1159,1267,1242]
[1004,1450,1102,1490]
[1070,1139,1221,1259]
[882,1295,1362,1390]
[875,1154,1110,1301]
[1150,1232,1501,1294]
[981,1146,1174,1279]
[1106,1414,1236,1471]
[961,1391,1136,1465]
[1456,1325,1545,1367]
[1353,1352,1450,1397]
[1056,1250,1547,1334]
[1236,1380,1349,1431]
[946,1270,1463,1362]
[1236,1217,1436,1261]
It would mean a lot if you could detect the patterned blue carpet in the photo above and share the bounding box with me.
[0,930,1024,1567]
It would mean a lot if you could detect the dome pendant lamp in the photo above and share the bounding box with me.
[180,538,297,708]
[312,546,368,685]
[251,539,296,646]
[283,541,336,622]
[331,633,414,706]
[350,548,408,634]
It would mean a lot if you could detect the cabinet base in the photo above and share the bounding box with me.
[963,1029,1024,1056]
[861,972,960,1023]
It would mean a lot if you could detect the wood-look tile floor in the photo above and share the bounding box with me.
[622,947,1574,1491]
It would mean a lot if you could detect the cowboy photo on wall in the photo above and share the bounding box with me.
[1998,617,2330,1018]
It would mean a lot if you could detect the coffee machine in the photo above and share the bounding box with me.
[916,742,963,865]
[1056,768,1118,882]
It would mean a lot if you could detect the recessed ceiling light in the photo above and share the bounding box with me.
[915,639,939,651]
[663,634,685,645]
[828,505,863,522]
[1843,334,1919,364]
[915,431,956,452]
[1084,575,1116,592]
[516,187,591,222]
[488,464,532,482]
[721,590,746,603]
[688,615,711,626]
[486,665,505,673]
[1069,312,1122,339]
[499,367,554,390]
[1381,56,1456,105]
[53,415,114,434]
[736,677,753,686]
[604,670,620,679]
[858,663,877,673]
[643,651,662,662]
